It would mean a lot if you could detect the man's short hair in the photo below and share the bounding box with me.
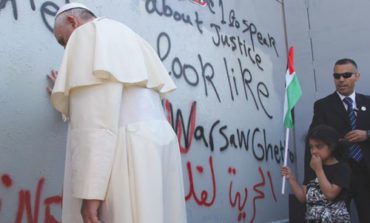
[335,58,358,69]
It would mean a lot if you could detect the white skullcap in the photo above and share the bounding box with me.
[55,2,95,18]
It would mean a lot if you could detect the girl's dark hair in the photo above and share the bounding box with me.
[306,124,349,160]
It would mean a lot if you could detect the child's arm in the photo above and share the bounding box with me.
[310,155,342,200]
[280,166,307,203]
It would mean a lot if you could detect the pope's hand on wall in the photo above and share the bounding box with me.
[47,70,58,95]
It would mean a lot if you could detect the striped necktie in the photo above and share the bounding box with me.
[343,97,363,161]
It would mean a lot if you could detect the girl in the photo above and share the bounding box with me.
[281,125,351,223]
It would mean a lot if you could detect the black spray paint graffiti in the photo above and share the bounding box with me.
[0,0,17,19]
[216,1,279,57]
[0,0,275,120]
[146,0,278,119]
[145,0,279,63]
[157,32,221,103]
[40,1,59,32]
[223,58,272,119]
[146,0,204,34]
[157,31,273,119]
[164,99,295,164]
[0,0,69,32]
[210,23,264,71]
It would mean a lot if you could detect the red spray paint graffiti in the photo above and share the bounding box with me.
[228,167,248,221]
[2,174,13,188]
[164,99,197,154]
[189,0,207,7]
[228,167,278,222]
[163,99,280,222]
[0,173,62,223]
[1,99,282,222]
[185,156,216,207]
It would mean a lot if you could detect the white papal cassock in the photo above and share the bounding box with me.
[51,17,187,223]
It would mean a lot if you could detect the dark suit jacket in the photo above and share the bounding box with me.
[304,92,370,181]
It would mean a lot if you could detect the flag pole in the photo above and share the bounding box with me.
[281,127,290,194]
[282,46,301,194]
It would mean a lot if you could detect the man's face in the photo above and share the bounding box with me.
[333,63,359,96]
[53,16,79,48]
[54,24,74,48]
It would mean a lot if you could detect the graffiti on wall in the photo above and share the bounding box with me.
[149,0,279,120]
[0,0,70,31]
[0,0,291,222]
[0,100,289,222]
[0,158,278,223]
[0,173,62,223]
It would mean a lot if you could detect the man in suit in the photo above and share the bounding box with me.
[304,58,370,222]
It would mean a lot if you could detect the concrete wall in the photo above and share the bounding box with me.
[0,0,291,222]
[285,0,370,183]
[285,1,370,221]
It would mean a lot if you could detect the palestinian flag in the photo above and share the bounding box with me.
[283,47,302,128]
